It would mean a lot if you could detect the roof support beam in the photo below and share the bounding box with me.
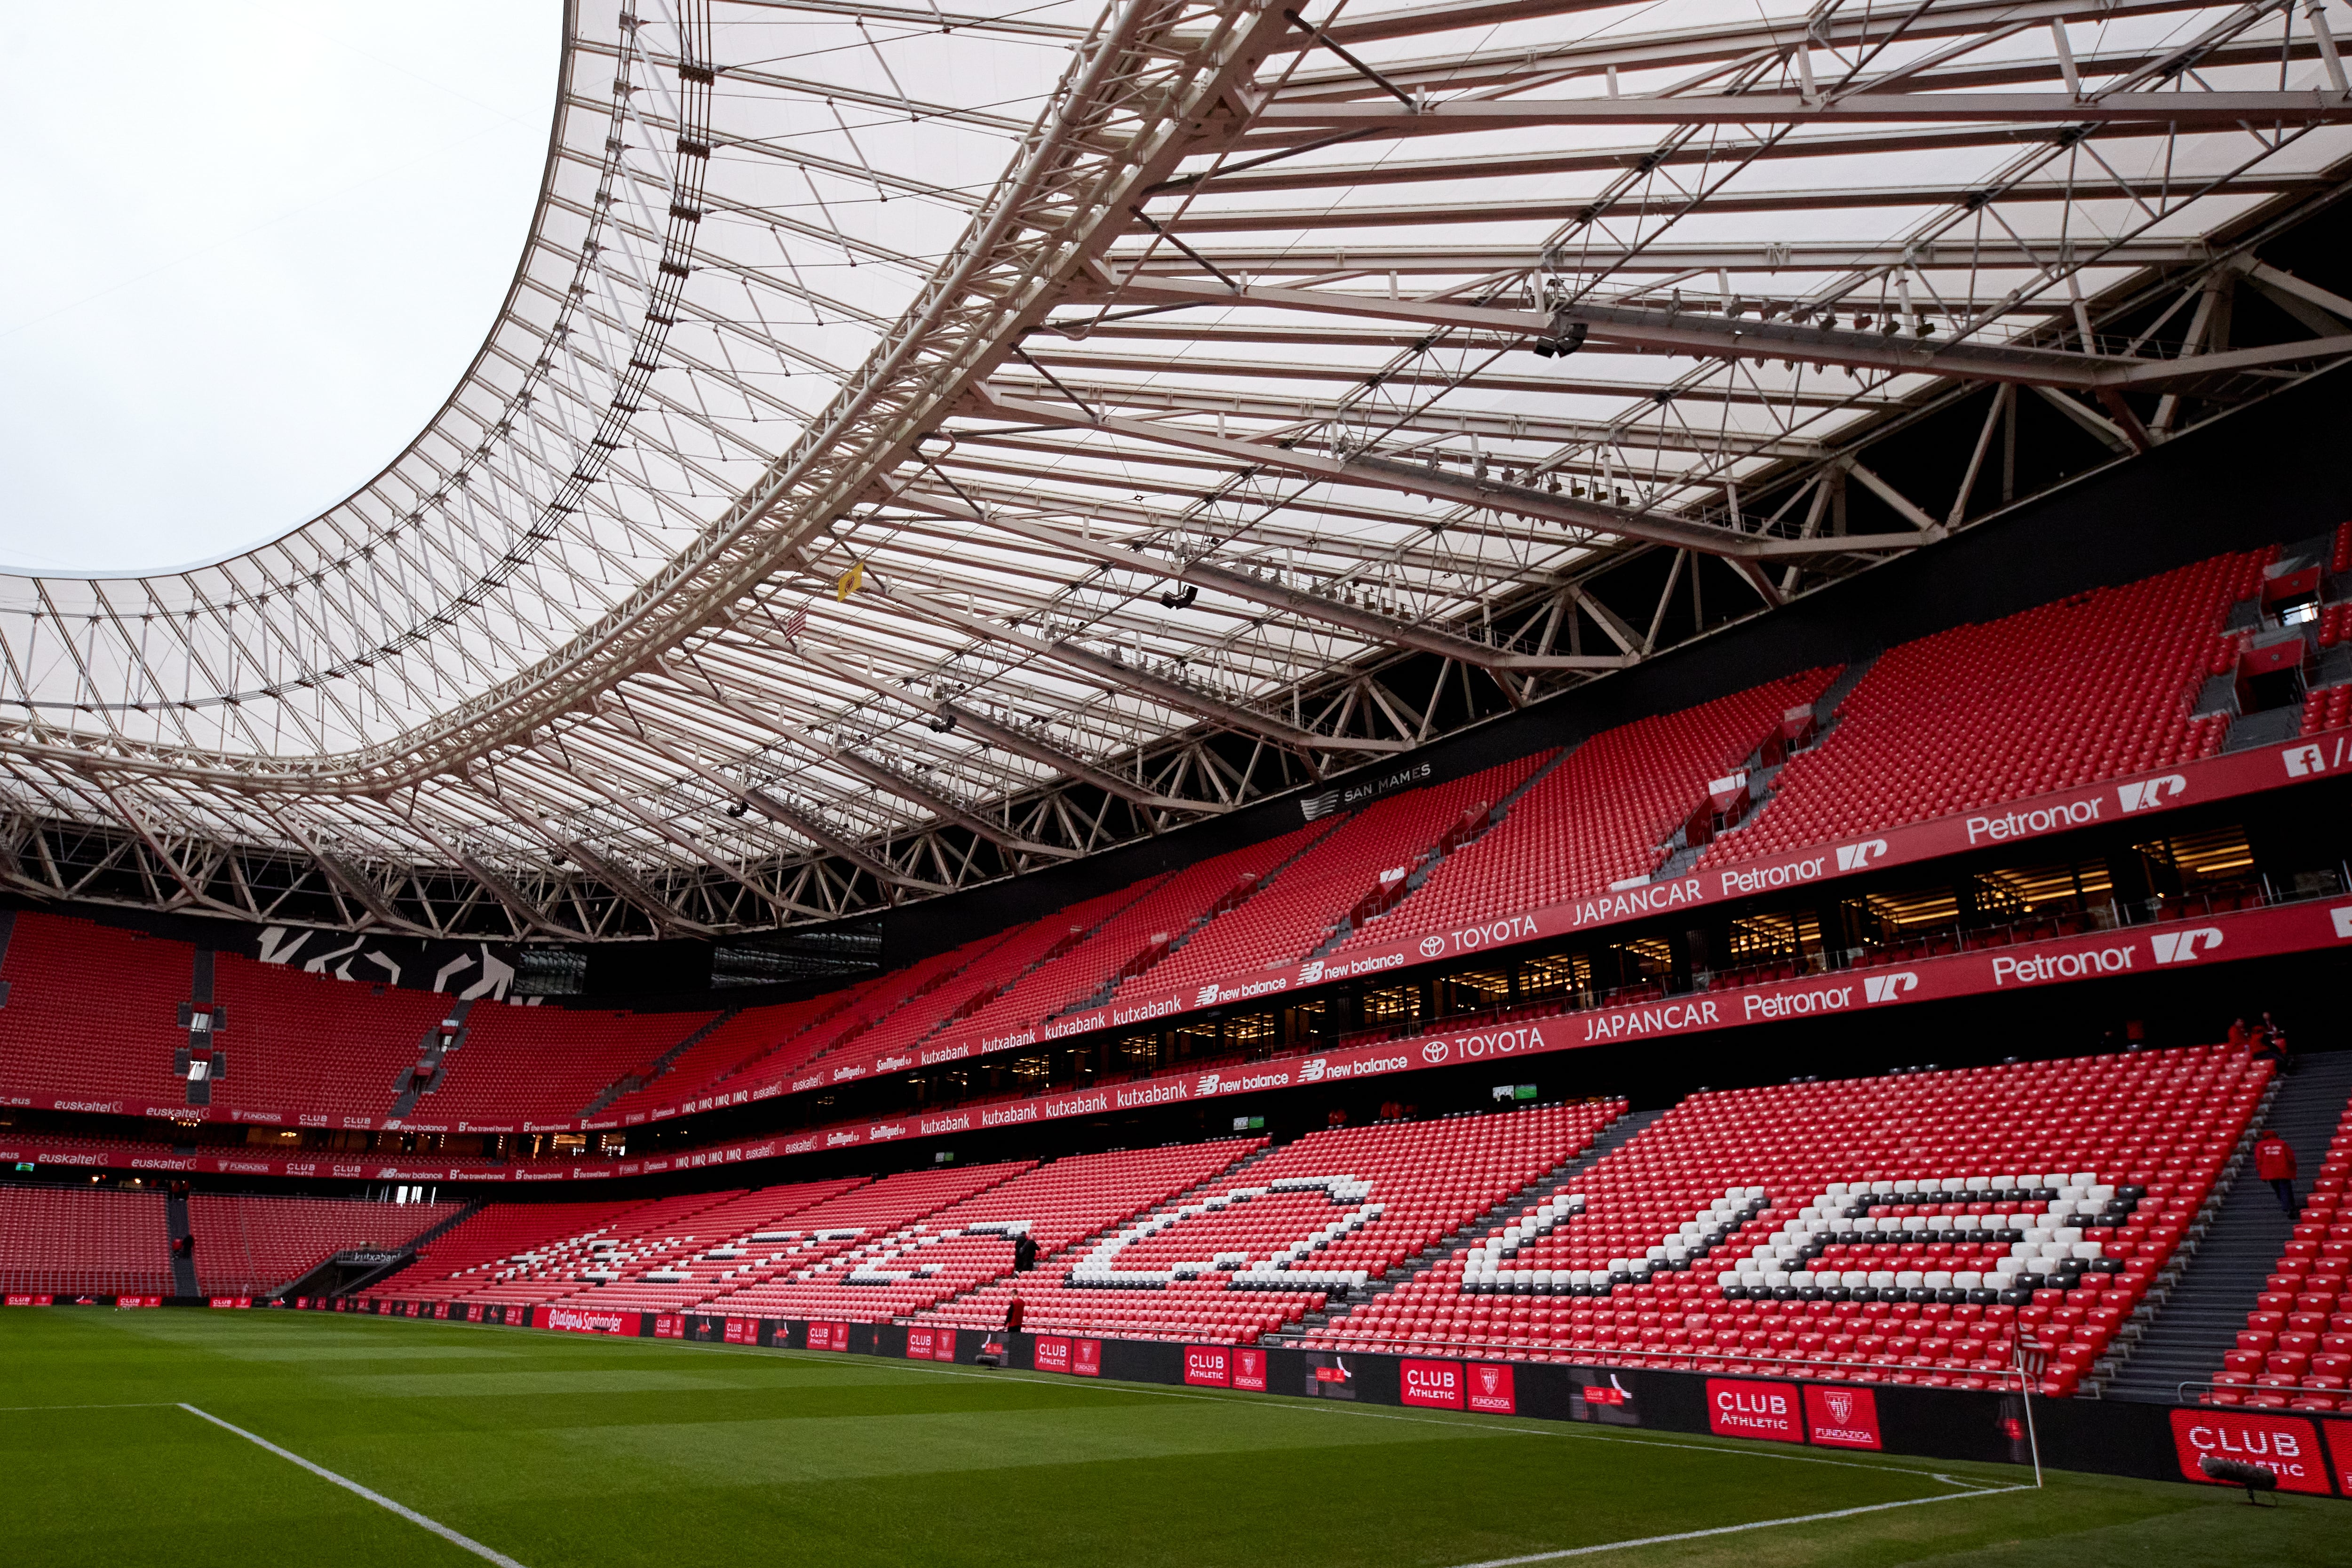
[449,850,590,939]
[885,477,1631,673]
[556,839,722,937]
[264,810,436,936]
[525,736,834,914]
[1103,237,2211,277]
[872,576,1411,755]
[373,791,592,939]
[1274,0,2217,89]
[970,384,1925,558]
[449,775,719,938]
[85,777,249,920]
[984,372,1827,458]
[642,660,1074,860]
[1238,92,2352,143]
[765,634,1208,812]
[1153,175,2323,234]
[1079,275,2352,393]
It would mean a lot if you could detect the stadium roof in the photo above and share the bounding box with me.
[8,0,2352,939]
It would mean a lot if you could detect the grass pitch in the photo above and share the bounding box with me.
[0,1310,2343,1568]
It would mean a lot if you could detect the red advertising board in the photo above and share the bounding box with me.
[1232,1347,1267,1392]
[906,1326,936,1360]
[115,1296,162,1308]
[1706,1378,1803,1443]
[1465,1362,1516,1415]
[652,1313,684,1339]
[1184,1345,1232,1386]
[1032,1335,1071,1374]
[1071,1337,1101,1377]
[723,1317,758,1345]
[4,1294,52,1307]
[930,1328,957,1361]
[533,1305,643,1337]
[1803,1384,1883,1450]
[2170,1409,2333,1494]
[807,1321,848,1352]
[1400,1359,1465,1409]
[207,1297,252,1310]
[467,1303,485,1323]
[2322,1419,2352,1496]
[433,1302,450,1319]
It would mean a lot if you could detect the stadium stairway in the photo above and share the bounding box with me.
[183,949,215,1109]
[1302,1106,1660,1340]
[1660,650,1882,879]
[1312,747,1576,958]
[1077,817,1348,1014]
[795,874,1183,1073]
[389,998,477,1119]
[166,1188,197,1297]
[2101,1049,2352,1402]
[579,1008,742,1119]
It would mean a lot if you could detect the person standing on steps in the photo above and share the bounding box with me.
[2255,1129,2299,1217]
[2255,1012,2293,1075]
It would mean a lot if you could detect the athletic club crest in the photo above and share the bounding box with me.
[1478,1367,1502,1395]
[1825,1390,1855,1424]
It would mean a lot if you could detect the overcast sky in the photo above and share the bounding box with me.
[0,2,559,574]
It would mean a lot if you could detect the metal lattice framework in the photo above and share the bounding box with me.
[9,0,2352,939]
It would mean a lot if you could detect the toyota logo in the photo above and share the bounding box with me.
[1419,935,1446,958]
[1422,1042,1449,1064]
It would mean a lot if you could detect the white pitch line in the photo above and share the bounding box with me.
[0,1401,177,1411]
[176,1403,528,1568]
[1443,1485,2039,1567]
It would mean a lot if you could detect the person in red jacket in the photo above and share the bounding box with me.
[2255,1130,2299,1216]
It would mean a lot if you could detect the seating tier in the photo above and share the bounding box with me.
[1315,1047,2262,1396]
[0,1185,172,1296]
[920,1101,1621,1345]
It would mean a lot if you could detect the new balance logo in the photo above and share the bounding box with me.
[1298,1059,1327,1083]
[1195,1074,1221,1095]
[2150,928,2225,964]
[2284,744,2328,779]
[1301,790,1342,821]
[1835,839,1889,873]
[2117,775,2188,812]
[1862,973,1918,1003]
[1196,984,1221,1007]
[1297,961,1325,984]
[2333,907,2352,941]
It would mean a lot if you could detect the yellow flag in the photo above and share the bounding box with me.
[834,559,865,600]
